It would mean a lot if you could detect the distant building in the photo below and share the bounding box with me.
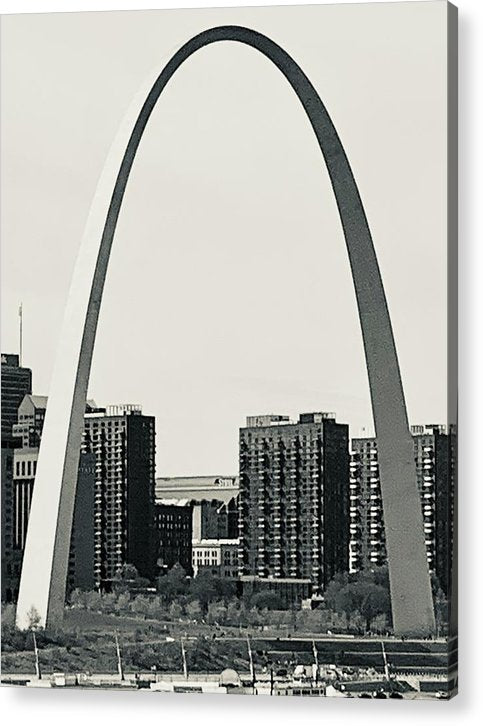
[155,475,238,505]
[192,497,238,541]
[350,424,455,594]
[192,539,239,578]
[1,448,19,601]
[12,447,39,550]
[1,353,32,447]
[239,412,350,591]
[156,475,240,568]
[12,394,47,449]
[155,499,193,575]
[3,446,96,599]
[1,354,32,600]
[12,394,98,449]
[82,404,156,589]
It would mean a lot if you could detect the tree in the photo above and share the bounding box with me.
[332,582,365,627]
[26,605,41,631]
[207,601,228,625]
[130,594,154,617]
[156,563,188,603]
[99,592,117,613]
[188,571,236,612]
[250,591,284,611]
[225,599,243,627]
[324,567,392,632]
[189,571,219,612]
[69,588,84,609]
[169,602,183,620]
[113,563,150,592]
[186,600,202,620]
[84,590,102,611]
[370,565,390,589]
[323,571,350,610]
[359,586,391,632]
[117,563,139,580]
[114,591,131,614]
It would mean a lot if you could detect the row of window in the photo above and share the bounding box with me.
[14,458,37,478]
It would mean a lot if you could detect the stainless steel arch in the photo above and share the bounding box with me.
[16,25,435,635]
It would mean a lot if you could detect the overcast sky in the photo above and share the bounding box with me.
[1,2,448,476]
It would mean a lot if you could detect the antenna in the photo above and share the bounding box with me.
[18,303,23,366]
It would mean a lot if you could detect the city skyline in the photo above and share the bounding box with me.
[0,2,457,697]
[0,352,450,477]
[1,3,448,476]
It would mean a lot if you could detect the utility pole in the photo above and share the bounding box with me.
[381,641,391,683]
[115,631,124,681]
[312,640,319,685]
[246,635,255,689]
[32,631,41,680]
[181,638,188,679]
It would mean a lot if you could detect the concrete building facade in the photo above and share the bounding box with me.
[192,538,239,578]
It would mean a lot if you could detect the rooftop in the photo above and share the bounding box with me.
[244,412,337,428]
[192,539,239,547]
[21,394,48,410]
[156,498,192,508]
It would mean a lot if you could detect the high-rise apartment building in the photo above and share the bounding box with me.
[239,412,350,591]
[82,404,156,589]
[1,353,32,447]
[3,395,155,598]
[350,424,455,594]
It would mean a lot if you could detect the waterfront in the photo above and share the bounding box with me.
[1,616,457,699]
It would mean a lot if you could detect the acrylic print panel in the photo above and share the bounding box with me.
[0,1,457,700]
